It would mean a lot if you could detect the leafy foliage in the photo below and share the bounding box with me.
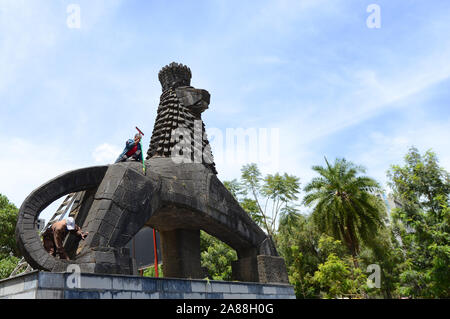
[0,193,20,259]
[277,212,372,299]
[0,255,20,279]
[276,213,321,298]
[232,163,301,236]
[303,158,386,264]
[142,264,163,277]
[387,147,450,298]
[357,224,405,298]
[312,252,368,299]
[200,231,236,281]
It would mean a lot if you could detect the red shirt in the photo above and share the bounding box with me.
[126,144,138,156]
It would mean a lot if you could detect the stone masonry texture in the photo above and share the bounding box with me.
[15,63,290,285]
[0,271,295,299]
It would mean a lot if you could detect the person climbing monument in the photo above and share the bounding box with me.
[42,217,88,260]
[115,133,143,163]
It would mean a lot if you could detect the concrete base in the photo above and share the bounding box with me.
[256,255,290,284]
[232,255,290,284]
[0,271,295,299]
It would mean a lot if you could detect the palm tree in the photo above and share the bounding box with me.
[303,157,385,267]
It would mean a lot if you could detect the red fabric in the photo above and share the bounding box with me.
[126,144,138,156]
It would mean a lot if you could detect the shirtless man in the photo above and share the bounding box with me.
[42,217,88,260]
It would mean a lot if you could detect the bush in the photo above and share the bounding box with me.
[0,255,20,279]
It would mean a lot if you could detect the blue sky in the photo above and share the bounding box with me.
[1,0,449,218]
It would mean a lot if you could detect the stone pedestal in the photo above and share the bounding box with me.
[0,271,296,299]
[232,255,290,284]
[159,229,203,279]
[256,255,289,284]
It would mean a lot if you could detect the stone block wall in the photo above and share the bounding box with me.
[0,271,295,299]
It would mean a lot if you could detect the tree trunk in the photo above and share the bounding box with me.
[339,223,360,268]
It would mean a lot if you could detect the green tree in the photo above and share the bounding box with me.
[276,209,359,299]
[200,231,236,281]
[387,147,450,298]
[277,213,321,298]
[0,194,20,259]
[303,158,386,267]
[224,178,265,226]
[142,264,164,277]
[239,163,301,237]
[223,179,242,199]
[357,224,405,298]
[0,255,21,279]
[317,234,348,259]
[201,164,300,282]
[312,252,368,299]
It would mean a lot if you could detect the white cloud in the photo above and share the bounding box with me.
[70,0,124,31]
[0,137,79,208]
[352,121,450,191]
[0,138,123,223]
[273,42,450,153]
[92,143,121,164]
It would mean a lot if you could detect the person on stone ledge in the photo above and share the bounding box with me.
[115,133,143,163]
[42,217,88,260]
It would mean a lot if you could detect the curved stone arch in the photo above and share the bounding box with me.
[142,159,281,281]
[15,160,288,282]
[15,166,109,272]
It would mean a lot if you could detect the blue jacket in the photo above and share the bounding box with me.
[115,139,142,163]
